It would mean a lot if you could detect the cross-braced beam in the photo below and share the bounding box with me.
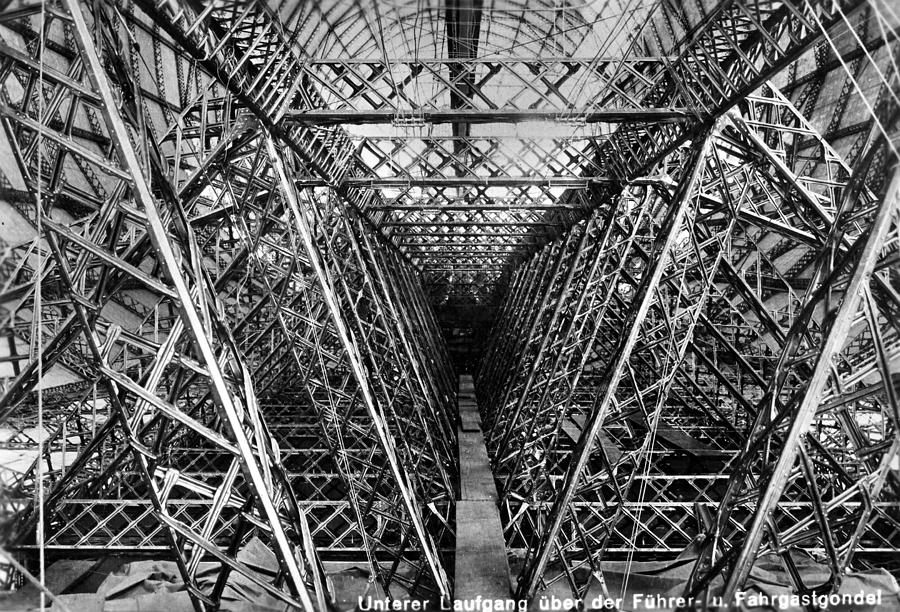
[477,81,900,598]
[0,1,327,609]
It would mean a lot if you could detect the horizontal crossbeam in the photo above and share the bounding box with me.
[284,108,693,125]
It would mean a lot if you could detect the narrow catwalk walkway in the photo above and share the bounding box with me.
[455,375,511,599]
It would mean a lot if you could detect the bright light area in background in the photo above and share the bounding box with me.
[346,120,615,139]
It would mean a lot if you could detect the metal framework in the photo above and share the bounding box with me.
[0,0,898,609]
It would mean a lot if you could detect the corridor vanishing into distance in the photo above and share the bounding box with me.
[0,0,899,609]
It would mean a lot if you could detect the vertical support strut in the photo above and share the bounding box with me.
[266,137,453,600]
[688,142,900,602]
[515,130,716,598]
[0,1,327,609]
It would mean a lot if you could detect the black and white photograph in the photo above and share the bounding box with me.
[0,0,898,610]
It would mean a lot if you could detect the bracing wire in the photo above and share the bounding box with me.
[0,546,70,612]
[806,0,899,159]
[35,1,46,608]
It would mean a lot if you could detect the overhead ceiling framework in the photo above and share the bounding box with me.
[0,0,898,609]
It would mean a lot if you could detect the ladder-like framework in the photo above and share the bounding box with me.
[0,0,898,608]
[0,0,457,607]
[478,81,900,604]
[0,1,327,608]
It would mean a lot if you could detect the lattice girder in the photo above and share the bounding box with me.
[0,2,329,609]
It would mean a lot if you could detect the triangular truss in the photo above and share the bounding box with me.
[0,0,898,609]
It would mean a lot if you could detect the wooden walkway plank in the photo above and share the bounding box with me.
[455,375,512,600]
